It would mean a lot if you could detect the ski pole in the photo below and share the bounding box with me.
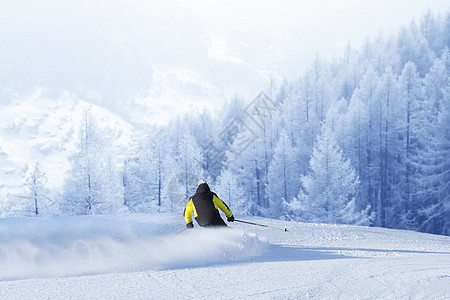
[234,219,288,232]
[173,228,188,235]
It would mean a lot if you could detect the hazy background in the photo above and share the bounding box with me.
[0,0,448,125]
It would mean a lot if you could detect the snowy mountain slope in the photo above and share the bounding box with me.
[0,90,134,199]
[0,214,449,299]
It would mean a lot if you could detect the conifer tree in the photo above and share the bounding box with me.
[290,123,370,224]
[266,130,301,217]
[61,111,123,215]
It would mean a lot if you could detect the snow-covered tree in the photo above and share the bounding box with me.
[163,130,204,210]
[123,129,169,213]
[289,123,371,225]
[393,62,423,229]
[225,141,263,215]
[415,51,450,235]
[266,130,301,217]
[61,112,123,215]
[25,162,49,216]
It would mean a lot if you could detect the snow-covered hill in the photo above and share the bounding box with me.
[0,90,134,200]
[1,214,449,299]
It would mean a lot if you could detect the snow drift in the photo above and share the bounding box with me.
[0,214,267,280]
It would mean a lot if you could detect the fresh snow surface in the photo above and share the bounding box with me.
[1,214,449,299]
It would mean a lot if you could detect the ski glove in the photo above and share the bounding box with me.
[227,215,235,222]
[186,222,194,229]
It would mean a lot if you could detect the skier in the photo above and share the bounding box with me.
[184,180,234,228]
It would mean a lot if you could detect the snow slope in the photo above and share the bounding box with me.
[1,214,449,299]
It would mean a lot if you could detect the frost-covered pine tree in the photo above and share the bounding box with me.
[25,162,50,216]
[289,123,372,225]
[393,61,423,229]
[415,50,450,235]
[61,112,123,215]
[266,130,301,217]
[123,129,168,213]
[163,129,204,210]
[225,139,265,215]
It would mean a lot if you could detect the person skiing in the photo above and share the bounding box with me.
[184,180,234,228]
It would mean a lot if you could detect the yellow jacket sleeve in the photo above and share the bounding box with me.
[184,198,194,223]
[212,195,233,218]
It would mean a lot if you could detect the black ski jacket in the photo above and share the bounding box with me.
[184,183,232,227]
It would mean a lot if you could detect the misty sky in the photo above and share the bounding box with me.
[0,0,448,124]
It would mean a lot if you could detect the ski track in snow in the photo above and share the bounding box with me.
[1,214,450,299]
